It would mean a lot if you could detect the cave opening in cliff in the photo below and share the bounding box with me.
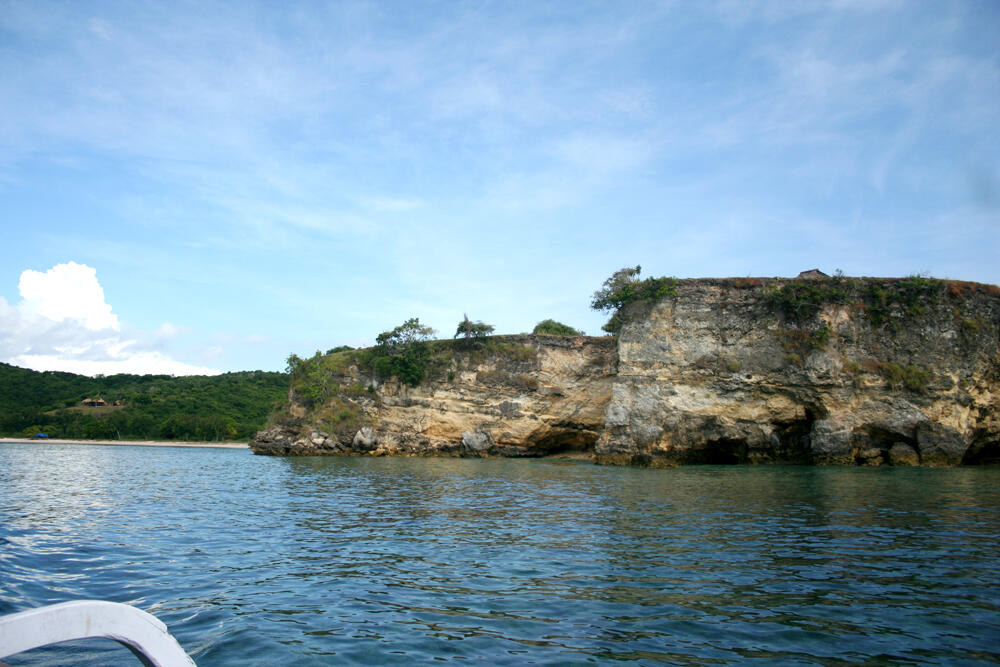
[774,415,818,464]
[531,428,598,456]
[963,440,1000,465]
[686,438,749,464]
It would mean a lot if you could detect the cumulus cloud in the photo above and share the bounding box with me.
[17,262,120,331]
[0,262,219,376]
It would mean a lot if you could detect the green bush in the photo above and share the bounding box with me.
[370,318,436,387]
[863,277,944,328]
[591,266,677,334]
[532,319,583,336]
[766,279,851,323]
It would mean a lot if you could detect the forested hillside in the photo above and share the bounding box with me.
[0,363,288,441]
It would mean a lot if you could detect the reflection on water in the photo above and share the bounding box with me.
[2,442,999,665]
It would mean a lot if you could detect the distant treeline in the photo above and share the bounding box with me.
[0,363,288,441]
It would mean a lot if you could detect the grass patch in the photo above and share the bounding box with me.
[458,338,537,366]
[778,326,830,364]
[841,358,862,375]
[313,397,370,441]
[877,362,932,392]
[864,276,944,328]
[730,277,764,289]
[960,317,986,347]
[476,370,539,391]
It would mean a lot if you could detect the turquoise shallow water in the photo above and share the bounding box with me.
[1,442,999,665]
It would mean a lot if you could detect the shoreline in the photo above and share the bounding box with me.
[0,437,248,449]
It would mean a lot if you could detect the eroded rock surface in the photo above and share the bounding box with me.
[251,335,617,459]
[253,278,1000,466]
[596,279,1000,466]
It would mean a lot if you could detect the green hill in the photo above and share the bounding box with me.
[0,363,288,441]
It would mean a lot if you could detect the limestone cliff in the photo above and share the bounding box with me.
[252,277,1000,466]
[598,277,1000,466]
[251,335,617,458]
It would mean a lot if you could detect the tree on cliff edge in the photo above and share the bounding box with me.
[375,318,435,350]
[372,318,436,386]
[591,266,677,334]
[454,314,494,342]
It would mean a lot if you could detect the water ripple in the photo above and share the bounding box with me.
[1,442,999,665]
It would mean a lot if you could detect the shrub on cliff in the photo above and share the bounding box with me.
[375,318,436,349]
[370,318,436,387]
[766,274,949,330]
[766,278,852,324]
[454,315,495,341]
[591,266,677,334]
[532,319,583,336]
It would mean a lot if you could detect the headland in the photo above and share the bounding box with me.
[252,275,1000,466]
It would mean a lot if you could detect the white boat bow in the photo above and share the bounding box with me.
[0,600,195,666]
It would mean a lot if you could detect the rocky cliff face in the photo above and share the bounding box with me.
[597,278,1000,466]
[252,277,1000,466]
[251,335,617,458]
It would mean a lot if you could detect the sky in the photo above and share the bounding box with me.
[1,0,998,376]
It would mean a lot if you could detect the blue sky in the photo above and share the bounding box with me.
[1,0,998,375]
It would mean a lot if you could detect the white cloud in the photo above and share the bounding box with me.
[0,263,219,376]
[8,352,221,377]
[18,262,119,331]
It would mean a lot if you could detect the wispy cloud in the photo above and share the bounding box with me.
[1,0,996,372]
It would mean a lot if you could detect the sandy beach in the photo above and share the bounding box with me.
[0,437,248,449]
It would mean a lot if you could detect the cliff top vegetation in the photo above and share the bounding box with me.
[591,266,678,334]
[533,319,584,336]
[758,273,1000,332]
[587,268,1000,336]
[281,271,999,410]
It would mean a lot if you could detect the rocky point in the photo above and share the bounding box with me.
[252,276,1000,466]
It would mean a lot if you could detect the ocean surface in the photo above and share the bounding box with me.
[1,442,999,666]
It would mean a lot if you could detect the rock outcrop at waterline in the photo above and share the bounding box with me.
[252,277,1000,466]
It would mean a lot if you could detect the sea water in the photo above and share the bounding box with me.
[1,441,998,665]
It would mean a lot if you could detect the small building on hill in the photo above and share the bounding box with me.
[82,397,108,407]
[797,269,829,280]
